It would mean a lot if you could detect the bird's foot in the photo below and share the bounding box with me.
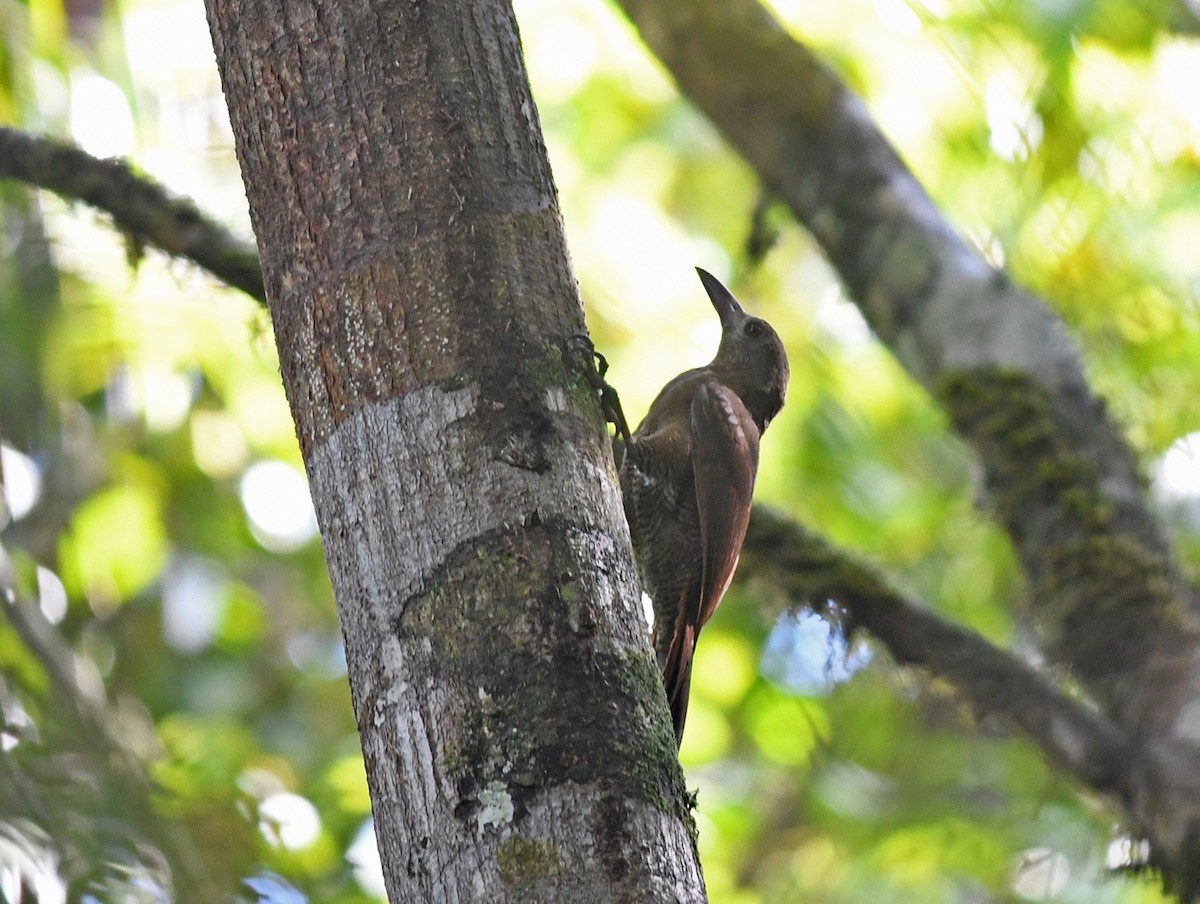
[565,333,633,449]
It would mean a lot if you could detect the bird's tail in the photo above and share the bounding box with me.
[661,622,697,746]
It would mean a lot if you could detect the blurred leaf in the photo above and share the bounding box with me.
[59,480,168,605]
[154,713,256,804]
[744,687,830,766]
[322,755,371,816]
[870,817,1007,888]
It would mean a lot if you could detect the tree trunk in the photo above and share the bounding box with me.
[204,1,704,900]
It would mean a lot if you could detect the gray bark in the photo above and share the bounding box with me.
[203,0,704,901]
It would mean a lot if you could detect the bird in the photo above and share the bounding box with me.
[620,268,788,745]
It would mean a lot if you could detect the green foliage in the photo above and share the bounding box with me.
[60,479,168,602]
[1,0,1198,900]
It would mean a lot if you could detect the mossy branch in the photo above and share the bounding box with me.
[742,505,1137,808]
[0,126,264,302]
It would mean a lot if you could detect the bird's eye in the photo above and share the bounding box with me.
[744,320,765,338]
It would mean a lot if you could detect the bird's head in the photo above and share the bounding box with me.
[697,267,790,432]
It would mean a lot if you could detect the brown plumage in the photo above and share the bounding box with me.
[620,269,788,744]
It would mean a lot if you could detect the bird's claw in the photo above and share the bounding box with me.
[566,333,609,377]
[566,333,633,449]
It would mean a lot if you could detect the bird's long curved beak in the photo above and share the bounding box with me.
[695,267,745,328]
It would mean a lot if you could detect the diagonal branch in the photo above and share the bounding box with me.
[0,126,264,302]
[742,506,1136,807]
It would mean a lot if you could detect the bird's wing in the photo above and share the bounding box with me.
[658,382,759,743]
[690,381,760,630]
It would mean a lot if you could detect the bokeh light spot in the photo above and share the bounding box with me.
[239,461,318,552]
[1,444,42,521]
[347,819,387,898]
[258,792,321,851]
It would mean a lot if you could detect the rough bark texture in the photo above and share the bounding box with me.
[204,1,704,901]
[615,0,1200,892]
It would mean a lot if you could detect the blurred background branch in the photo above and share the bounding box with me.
[0,127,263,302]
[743,506,1135,805]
